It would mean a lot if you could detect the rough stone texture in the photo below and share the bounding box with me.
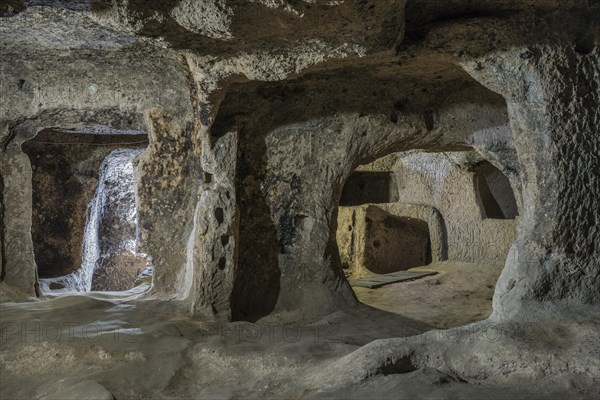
[338,203,446,278]
[88,148,150,292]
[337,151,517,279]
[0,0,599,397]
[40,380,115,400]
[22,130,148,280]
[392,152,518,265]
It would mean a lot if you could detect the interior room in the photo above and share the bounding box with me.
[0,1,598,399]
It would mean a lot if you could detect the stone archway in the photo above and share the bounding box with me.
[206,60,514,321]
[0,109,197,302]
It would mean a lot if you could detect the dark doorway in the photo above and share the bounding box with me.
[339,171,398,206]
[474,162,518,219]
[23,128,152,293]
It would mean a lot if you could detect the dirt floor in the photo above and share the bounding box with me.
[1,261,597,400]
[0,285,433,400]
[351,261,502,329]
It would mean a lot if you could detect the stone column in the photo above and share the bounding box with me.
[465,45,600,318]
[1,145,37,295]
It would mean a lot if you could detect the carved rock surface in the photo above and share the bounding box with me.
[0,0,598,398]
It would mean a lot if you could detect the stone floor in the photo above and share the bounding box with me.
[353,261,501,328]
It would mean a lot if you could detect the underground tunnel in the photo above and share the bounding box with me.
[22,128,152,294]
[336,151,519,328]
[0,1,598,399]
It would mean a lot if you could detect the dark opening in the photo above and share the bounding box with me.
[339,171,398,206]
[474,162,518,219]
[215,207,225,225]
[23,128,152,294]
[231,131,281,322]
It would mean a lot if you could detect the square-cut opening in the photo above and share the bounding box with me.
[23,128,152,294]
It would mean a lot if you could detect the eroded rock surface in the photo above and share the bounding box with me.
[0,0,598,398]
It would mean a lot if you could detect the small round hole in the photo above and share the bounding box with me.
[215,208,224,225]
[221,235,230,246]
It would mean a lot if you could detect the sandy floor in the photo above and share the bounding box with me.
[352,261,502,329]
[0,280,432,400]
[1,261,597,400]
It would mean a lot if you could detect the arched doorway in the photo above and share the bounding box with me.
[336,151,519,328]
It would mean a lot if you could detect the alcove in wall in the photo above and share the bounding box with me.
[474,161,518,219]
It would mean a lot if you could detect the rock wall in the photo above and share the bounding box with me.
[0,0,597,327]
[22,130,148,280]
[393,152,518,265]
[338,203,446,278]
[88,148,150,292]
[337,151,518,277]
[0,18,198,302]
